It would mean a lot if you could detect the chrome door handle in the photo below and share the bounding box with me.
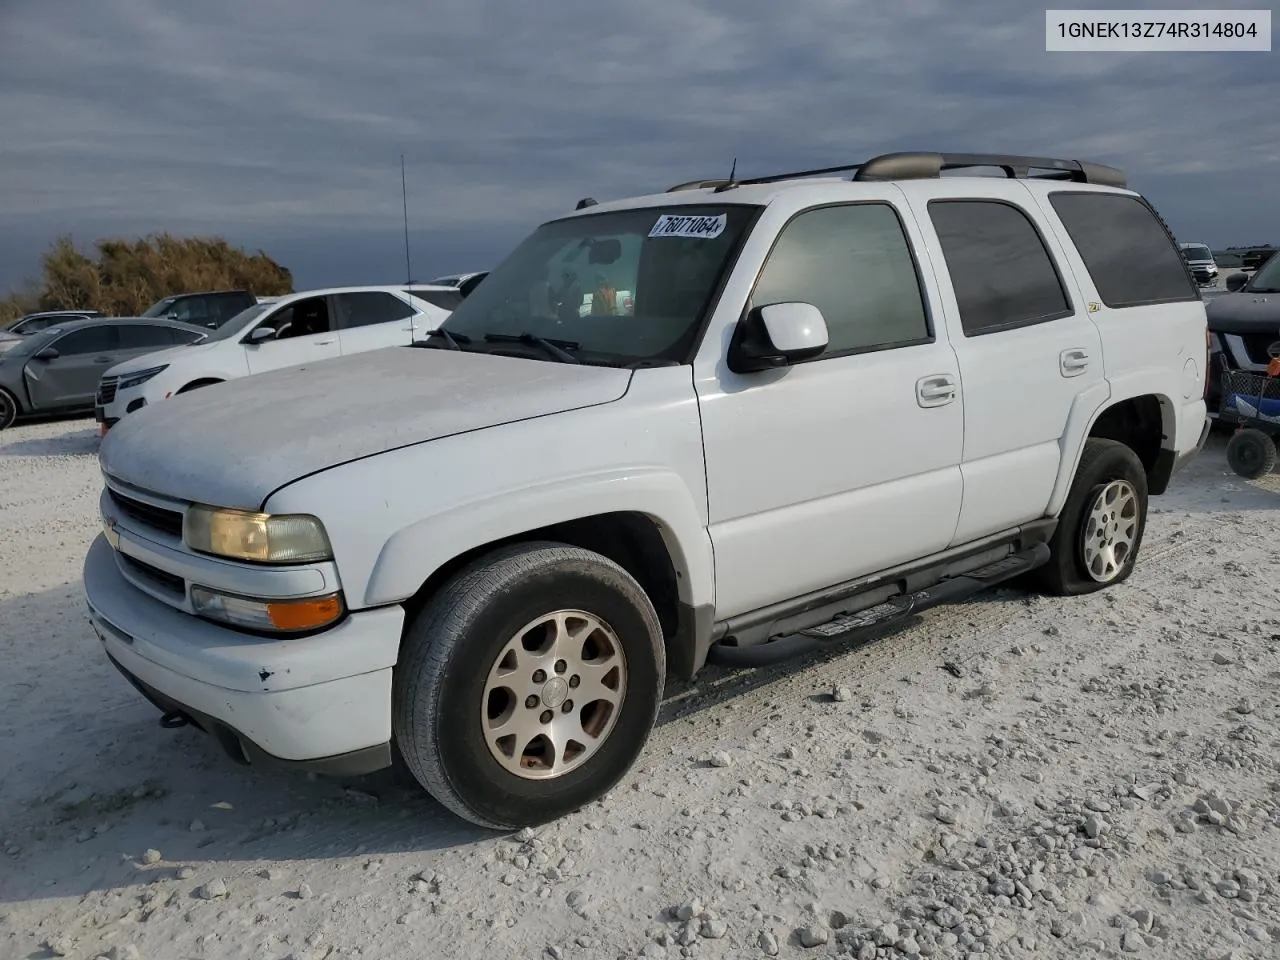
[315,339,335,345]
[917,375,958,408]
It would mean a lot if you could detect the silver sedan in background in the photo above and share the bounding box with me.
[0,316,209,430]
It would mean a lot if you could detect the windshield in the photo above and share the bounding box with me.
[141,297,177,318]
[1246,251,1280,292]
[0,326,61,359]
[439,205,758,365]
[1181,245,1213,262]
[198,302,273,342]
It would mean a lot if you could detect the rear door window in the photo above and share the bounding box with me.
[334,292,417,329]
[927,199,1072,336]
[118,324,183,349]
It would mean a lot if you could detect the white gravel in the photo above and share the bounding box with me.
[2,415,1279,960]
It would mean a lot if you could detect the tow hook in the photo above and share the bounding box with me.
[159,710,190,729]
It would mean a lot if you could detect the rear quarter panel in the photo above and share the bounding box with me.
[1025,187,1208,511]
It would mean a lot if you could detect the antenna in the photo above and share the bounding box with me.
[401,155,417,346]
[728,157,737,181]
[401,154,412,285]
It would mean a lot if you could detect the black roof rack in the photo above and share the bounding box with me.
[853,152,1126,188]
[666,179,736,193]
[666,151,1127,193]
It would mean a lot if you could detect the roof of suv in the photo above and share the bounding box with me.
[566,150,1137,217]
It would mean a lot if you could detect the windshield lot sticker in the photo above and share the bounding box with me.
[649,213,727,240]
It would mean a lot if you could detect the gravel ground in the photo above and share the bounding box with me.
[1,415,1279,960]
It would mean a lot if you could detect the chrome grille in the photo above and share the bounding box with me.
[119,554,186,600]
[97,376,119,404]
[108,488,185,539]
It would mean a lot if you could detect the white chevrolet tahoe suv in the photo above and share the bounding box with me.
[84,152,1210,830]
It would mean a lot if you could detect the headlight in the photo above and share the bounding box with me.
[191,586,344,632]
[118,364,168,390]
[184,505,333,563]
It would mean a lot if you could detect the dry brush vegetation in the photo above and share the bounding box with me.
[0,234,293,323]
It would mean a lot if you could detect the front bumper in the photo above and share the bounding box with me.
[83,534,403,774]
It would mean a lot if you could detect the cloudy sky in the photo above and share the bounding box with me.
[0,0,1276,293]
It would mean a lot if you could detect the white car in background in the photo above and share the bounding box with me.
[96,284,457,431]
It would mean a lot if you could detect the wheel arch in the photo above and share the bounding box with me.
[1048,386,1177,516]
[369,472,717,681]
[399,510,700,671]
[177,377,225,393]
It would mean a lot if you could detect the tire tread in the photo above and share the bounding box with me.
[393,541,664,830]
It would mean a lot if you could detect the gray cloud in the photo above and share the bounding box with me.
[0,0,1277,289]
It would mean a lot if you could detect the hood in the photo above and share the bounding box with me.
[99,347,633,509]
[1205,292,1280,336]
[108,342,210,375]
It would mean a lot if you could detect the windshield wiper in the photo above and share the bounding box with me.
[483,332,581,364]
[416,328,470,350]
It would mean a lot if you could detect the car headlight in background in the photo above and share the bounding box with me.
[118,364,168,390]
[190,586,344,632]
[184,505,333,563]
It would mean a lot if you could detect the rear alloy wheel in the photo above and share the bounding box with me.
[1037,438,1149,596]
[1226,428,1277,479]
[1080,479,1140,583]
[393,542,665,829]
[0,389,18,431]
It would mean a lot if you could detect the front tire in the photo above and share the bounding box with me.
[393,542,665,830]
[1037,438,1148,596]
[0,388,17,431]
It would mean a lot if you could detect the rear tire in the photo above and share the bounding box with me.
[0,388,17,430]
[1226,428,1277,479]
[1037,438,1148,596]
[393,542,665,830]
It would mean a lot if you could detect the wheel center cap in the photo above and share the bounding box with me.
[541,676,569,708]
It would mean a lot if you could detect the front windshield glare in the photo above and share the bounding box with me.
[440,205,758,364]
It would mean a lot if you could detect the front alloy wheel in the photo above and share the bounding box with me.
[482,610,627,779]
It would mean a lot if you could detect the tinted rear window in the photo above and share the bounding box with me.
[1048,192,1198,308]
[928,199,1071,336]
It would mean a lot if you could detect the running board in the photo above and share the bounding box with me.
[707,542,1050,668]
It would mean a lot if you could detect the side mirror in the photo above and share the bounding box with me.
[247,326,276,344]
[1226,272,1249,292]
[727,302,829,373]
[34,346,59,361]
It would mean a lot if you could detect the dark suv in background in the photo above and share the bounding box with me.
[141,290,259,329]
[1206,250,1280,409]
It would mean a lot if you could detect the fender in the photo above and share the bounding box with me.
[1046,371,1176,517]
[363,466,715,613]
